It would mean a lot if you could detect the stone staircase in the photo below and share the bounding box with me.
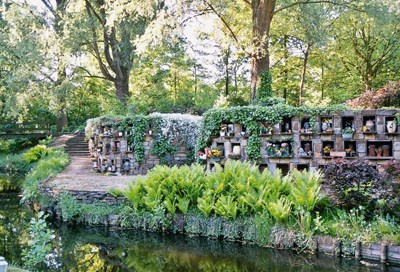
[65,134,90,157]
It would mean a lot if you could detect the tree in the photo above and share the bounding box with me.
[334,0,400,92]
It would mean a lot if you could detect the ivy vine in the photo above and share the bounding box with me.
[196,104,346,161]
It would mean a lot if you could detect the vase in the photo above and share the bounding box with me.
[387,121,397,133]
[232,146,241,155]
[382,145,390,157]
[324,152,330,157]
[368,145,376,157]
[365,120,375,132]
[322,122,328,132]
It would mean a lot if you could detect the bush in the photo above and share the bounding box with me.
[23,145,49,163]
[324,159,381,214]
[21,148,69,203]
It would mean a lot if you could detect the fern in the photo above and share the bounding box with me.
[267,196,292,223]
[289,169,322,211]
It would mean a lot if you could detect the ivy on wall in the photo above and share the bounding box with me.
[196,105,346,161]
[86,113,202,166]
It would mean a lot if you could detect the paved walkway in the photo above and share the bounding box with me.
[47,135,135,192]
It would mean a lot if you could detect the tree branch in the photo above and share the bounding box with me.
[76,66,108,80]
[274,0,356,14]
[205,2,240,45]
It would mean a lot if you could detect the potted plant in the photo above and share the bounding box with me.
[323,146,330,156]
[342,127,354,140]
[198,151,207,160]
[375,147,383,157]
[208,148,223,162]
[345,148,354,157]
[280,142,290,157]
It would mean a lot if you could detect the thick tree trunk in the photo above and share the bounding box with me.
[115,72,129,105]
[250,0,275,103]
[299,43,310,106]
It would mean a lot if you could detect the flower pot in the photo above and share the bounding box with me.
[382,145,390,157]
[199,154,207,160]
[387,121,397,133]
[323,152,330,157]
[368,145,376,157]
[377,153,382,157]
[212,157,221,162]
[342,133,353,140]
[366,120,375,132]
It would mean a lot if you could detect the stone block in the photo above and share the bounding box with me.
[314,142,322,153]
[376,116,385,126]
[364,134,376,140]
[361,109,377,116]
[376,134,389,140]
[394,151,400,159]
[376,124,385,134]
[354,133,364,140]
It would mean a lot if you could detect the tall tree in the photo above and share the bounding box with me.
[334,0,400,91]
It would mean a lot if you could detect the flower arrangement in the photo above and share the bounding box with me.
[342,127,354,134]
[260,122,274,134]
[208,148,222,158]
[323,146,331,155]
[266,141,291,157]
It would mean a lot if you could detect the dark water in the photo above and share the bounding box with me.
[1,192,400,272]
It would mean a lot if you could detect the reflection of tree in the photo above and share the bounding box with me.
[71,244,111,272]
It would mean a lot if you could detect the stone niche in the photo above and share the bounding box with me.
[206,109,400,172]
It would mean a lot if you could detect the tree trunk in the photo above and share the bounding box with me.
[283,35,289,101]
[54,0,68,132]
[224,47,230,96]
[321,62,325,100]
[299,43,310,106]
[115,70,130,105]
[250,0,275,103]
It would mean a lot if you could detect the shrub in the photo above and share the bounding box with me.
[23,145,49,163]
[323,159,381,213]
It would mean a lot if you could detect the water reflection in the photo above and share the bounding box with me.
[1,192,400,272]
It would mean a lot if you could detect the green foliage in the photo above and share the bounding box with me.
[267,196,292,223]
[21,147,69,203]
[123,160,323,223]
[21,211,58,270]
[123,164,205,214]
[151,135,176,165]
[196,105,346,160]
[290,169,322,211]
[58,193,83,223]
[256,71,273,103]
[22,144,48,163]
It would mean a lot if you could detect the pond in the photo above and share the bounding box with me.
[1,192,400,271]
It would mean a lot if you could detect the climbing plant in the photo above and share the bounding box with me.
[196,105,346,161]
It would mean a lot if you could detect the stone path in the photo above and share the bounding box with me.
[47,134,135,192]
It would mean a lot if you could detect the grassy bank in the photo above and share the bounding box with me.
[53,160,399,253]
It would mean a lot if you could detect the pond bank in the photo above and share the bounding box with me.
[37,182,400,268]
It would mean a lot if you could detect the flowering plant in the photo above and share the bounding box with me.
[260,122,274,134]
[208,148,222,158]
